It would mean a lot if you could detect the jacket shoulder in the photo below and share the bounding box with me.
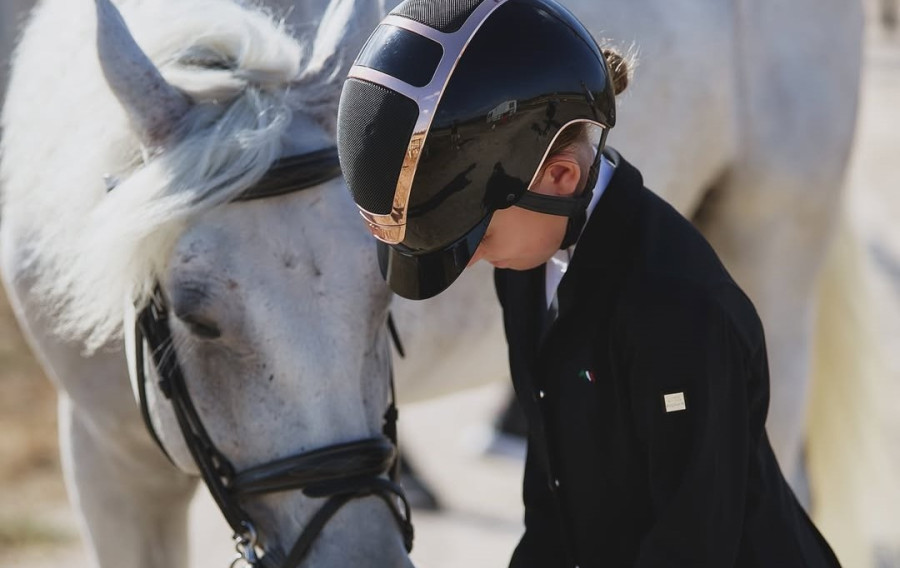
[615,272,765,363]
[632,188,732,288]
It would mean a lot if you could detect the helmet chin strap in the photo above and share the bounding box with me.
[514,152,603,249]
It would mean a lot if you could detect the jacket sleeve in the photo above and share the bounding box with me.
[619,284,753,567]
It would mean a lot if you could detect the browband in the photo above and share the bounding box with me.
[236,147,342,201]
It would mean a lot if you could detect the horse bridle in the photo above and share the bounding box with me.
[126,147,413,567]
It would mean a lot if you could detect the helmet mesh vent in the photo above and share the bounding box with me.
[338,79,419,216]
[391,0,485,33]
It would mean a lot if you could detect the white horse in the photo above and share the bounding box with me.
[1,0,418,566]
[1,0,893,567]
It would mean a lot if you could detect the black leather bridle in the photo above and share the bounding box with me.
[127,147,413,567]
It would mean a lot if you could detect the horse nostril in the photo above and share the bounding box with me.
[179,314,222,339]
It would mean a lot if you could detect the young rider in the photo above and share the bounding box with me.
[337,0,841,565]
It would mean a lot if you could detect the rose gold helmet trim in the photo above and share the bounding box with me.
[348,0,509,244]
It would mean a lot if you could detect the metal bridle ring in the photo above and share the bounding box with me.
[231,522,260,568]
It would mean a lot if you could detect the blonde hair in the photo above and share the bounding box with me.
[602,47,631,98]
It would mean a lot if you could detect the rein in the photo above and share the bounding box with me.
[128,147,413,567]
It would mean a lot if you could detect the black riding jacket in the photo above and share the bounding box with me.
[495,149,840,568]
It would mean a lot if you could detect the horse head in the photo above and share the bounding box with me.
[86,0,406,564]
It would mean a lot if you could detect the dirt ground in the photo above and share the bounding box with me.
[0,266,74,563]
[1,8,899,568]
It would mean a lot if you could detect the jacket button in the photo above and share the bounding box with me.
[538,390,546,399]
[554,478,560,488]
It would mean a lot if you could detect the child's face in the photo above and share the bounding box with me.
[468,203,569,270]
[468,152,582,271]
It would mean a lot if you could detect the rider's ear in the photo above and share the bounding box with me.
[534,157,581,198]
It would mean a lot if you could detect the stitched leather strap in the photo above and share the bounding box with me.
[235,148,342,201]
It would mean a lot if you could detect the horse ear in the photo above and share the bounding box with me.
[308,0,385,77]
[94,0,191,146]
[304,0,385,133]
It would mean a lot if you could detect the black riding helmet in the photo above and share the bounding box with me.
[338,0,616,300]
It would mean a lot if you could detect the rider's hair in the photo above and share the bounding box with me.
[602,47,631,98]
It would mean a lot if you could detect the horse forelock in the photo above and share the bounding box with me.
[1,0,347,353]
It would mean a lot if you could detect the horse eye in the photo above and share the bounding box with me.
[179,314,222,339]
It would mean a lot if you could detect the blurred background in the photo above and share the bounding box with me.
[1,0,899,566]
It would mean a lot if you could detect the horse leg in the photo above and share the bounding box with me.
[1,238,198,568]
[480,390,528,460]
[694,174,831,497]
[59,389,198,568]
[883,0,898,30]
[696,0,864,494]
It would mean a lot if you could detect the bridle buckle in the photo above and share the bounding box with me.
[230,522,260,568]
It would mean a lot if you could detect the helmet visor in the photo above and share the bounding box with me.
[377,214,491,300]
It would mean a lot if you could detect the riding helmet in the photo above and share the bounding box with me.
[337,0,617,300]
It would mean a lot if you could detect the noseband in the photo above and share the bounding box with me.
[128,147,413,567]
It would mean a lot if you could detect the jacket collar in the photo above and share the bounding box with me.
[552,147,644,324]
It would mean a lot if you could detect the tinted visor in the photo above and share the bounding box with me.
[378,214,491,300]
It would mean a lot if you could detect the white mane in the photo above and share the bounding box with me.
[1,0,344,351]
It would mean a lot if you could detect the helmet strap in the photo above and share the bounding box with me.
[515,129,607,249]
[559,155,601,248]
[514,151,602,249]
[515,190,592,217]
